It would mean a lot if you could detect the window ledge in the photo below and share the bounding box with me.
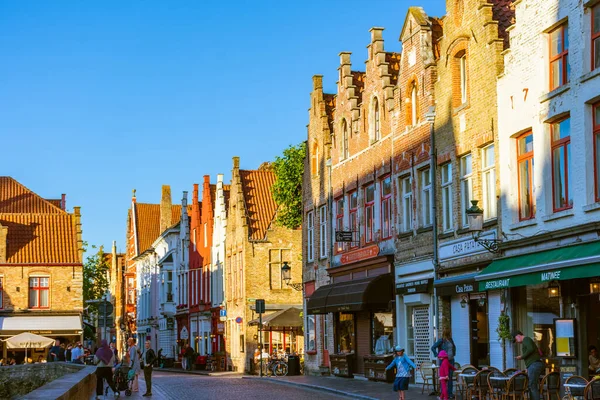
[397,231,414,239]
[453,102,470,115]
[539,84,570,103]
[483,218,498,228]
[416,226,433,234]
[457,227,471,235]
[509,219,537,231]
[438,231,455,240]
[581,68,600,84]
[583,202,600,213]
[541,209,574,222]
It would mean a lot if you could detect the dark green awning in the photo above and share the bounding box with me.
[476,240,600,291]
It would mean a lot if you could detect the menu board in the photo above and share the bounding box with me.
[554,319,576,358]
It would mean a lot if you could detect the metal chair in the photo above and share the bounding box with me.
[487,370,507,400]
[584,379,600,400]
[565,376,589,400]
[457,366,479,400]
[503,368,519,376]
[469,369,491,400]
[505,371,529,400]
[540,372,560,400]
[419,361,435,394]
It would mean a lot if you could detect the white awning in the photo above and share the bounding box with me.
[0,315,82,336]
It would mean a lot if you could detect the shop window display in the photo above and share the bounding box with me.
[336,313,355,353]
[372,312,393,354]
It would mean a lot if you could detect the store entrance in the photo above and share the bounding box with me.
[469,296,490,368]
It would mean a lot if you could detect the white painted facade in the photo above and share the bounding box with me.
[211,174,226,309]
[135,250,159,352]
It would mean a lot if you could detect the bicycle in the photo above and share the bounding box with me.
[260,356,288,376]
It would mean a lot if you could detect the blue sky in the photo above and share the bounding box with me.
[0,1,445,253]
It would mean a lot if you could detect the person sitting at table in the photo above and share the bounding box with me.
[589,345,600,374]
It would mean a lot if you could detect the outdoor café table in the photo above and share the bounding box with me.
[457,372,477,398]
[489,376,510,392]
[429,365,439,396]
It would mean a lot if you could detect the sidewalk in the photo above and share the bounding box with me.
[242,375,435,400]
[156,367,242,377]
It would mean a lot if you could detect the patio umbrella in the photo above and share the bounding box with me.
[3,332,55,362]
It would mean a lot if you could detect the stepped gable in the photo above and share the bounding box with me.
[323,93,336,134]
[239,169,277,241]
[490,0,516,49]
[385,52,401,86]
[0,177,64,214]
[351,71,365,105]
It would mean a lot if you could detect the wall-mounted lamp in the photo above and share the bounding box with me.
[466,200,502,253]
[548,281,560,298]
[590,278,600,294]
[281,261,303,291]
[478,297,487,307]
[460,295,469,309]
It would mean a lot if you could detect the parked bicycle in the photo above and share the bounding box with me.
[260,354,288,376]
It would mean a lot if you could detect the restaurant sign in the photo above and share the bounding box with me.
[340,244,380,265]
[478,264,600,291]
[439,231,496,262]
[396,278,431,295]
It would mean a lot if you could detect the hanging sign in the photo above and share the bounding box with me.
[180,326,189,340]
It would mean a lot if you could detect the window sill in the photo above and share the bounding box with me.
[539,84,570,103]
[416,226,433,234]
[541,209,574,222]
[397,231,414,239]
[580,68,600,84]
[483,218,498,228]
[438,231,455,240]
[509,218,537,231]
[453,102,470,115]
[457,227,471,235]
[583,202,600,213]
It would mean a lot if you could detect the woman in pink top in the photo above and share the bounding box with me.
[438,350,456,400]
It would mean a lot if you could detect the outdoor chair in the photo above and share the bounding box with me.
[540,372,560,400]
[487,369,507,400]
[468,369,491,400]
[584,379,600,400]
[419,361,435,394]
[457,366,479,400]
[505,371,529,400]
[503,368,519,376]
[565,376,589,400]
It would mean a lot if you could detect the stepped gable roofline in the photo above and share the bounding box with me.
[0,177,65,214]
[350,71,365,105]
[385,52,401,86]
[239,168,277,241]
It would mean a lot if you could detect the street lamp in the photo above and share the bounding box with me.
[281,261,302,291]
[460,296,468,309]
[465,200,501,253]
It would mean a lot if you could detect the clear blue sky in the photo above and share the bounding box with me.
[0,1,445,254]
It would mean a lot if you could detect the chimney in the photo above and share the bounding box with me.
[313,75,323,91]
[132,189,137,203]
[60,194,66,210]
[232,156,240,170]
[73,206,83,262]
[160,185,172,233]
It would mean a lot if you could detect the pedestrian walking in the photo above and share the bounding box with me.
[185,344,194,371]
[512,330,544,400]
[385,346,416,400]
[94,339,119,399]
[431,327,457,399]
[127,338,142,393]
[438,350,456,400]
[142,340,156,397]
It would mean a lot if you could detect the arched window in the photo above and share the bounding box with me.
[407,82,418,126]
[453,50,468,107]
[342,120,349,159]
[311,142,319,175]
[373,97,380,141]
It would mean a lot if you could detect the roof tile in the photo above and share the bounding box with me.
[239,170,277,241]
[0,177,64,214]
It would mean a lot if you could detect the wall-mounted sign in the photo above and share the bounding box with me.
[555,319,577,358]
[439,231,496,262]
[219,309,227,318]
[335,231,354,242]
[166,318,174,330]
[435,277,477,297]
[396,278,431,295]
[180,326,189,340]
[340,244,380,265]
[217,323,224,333]
[235,316,243,324]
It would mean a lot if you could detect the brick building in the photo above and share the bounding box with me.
[0,177,83,361]
[225,157,302,373]
[105,243,125,350]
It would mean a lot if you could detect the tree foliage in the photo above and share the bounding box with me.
[272,142,306,229]
[83,243,110,314]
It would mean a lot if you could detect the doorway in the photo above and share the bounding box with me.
[469,296,490,368]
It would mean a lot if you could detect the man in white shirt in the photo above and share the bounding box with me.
[71,342,84,364]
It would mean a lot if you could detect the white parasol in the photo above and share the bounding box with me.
[3,332,55,362]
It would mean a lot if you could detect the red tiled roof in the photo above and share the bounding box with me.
[239,170,277,241]
[134,203,189,254]
[0,177,64,214]
[490,0,516,50]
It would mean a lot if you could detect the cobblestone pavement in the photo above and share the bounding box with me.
[92,371,351,400]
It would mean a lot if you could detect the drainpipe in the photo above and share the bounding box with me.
[425,106,439,341]
[325,157,333,366]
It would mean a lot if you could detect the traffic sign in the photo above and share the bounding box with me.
[219,309,227,318]
[235,317,243,324]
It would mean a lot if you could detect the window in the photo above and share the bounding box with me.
[306,315,316,351]
[0,277,3,309]
[319,206,328,258]
[373,97,380,141]
[307,211,314,262]
[460,54,467,103]
[550,117,572,211]
[549,24,569,90]
[29,277,49,309]
[592,4,600,70]
[342,120,349,159]
[441,163,453,231]
[335,198,345,253]
[269,249,291,289]
[349,191,358,248]
[381,177,392,238]
[420,168,432,226]
[364,184,376,243]
[481,145,497,220]
[401,176,413,232]
[193,229,197,252]
[594,103,600,201]
[323,315,329,350]
[311,142,319,175]
[517,132,535,220]
[410,83,418,126]
[240,334,244,353]
[203,223,208,248]
[460,154,473,227]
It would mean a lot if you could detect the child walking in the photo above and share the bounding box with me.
[386,346,416,400]
[438,350,456,400]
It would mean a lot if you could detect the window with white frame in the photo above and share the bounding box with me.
[381,177,392,238]
[460,54,467,104]
[319,206,327,258]
[420,168,432,226]
[481,145,497,220]
[460,154,473,227]
[335,198,345,253]
[400,176,413,232]
[307,211,314,262]
[441,163,453,231]
[29,276,49,309]
[349,191,358,248]
[306,315,316,351]
[323,315,329,350]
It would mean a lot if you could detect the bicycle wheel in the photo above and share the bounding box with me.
[274,361,288,376]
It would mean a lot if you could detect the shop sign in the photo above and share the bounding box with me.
[180,326,189,340]
[439,231,496,262]
[340,244,380,265]
[396,278,431,295]
[436,281,476,297]
[478,264,600,291]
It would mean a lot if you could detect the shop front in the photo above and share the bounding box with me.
[476,240,600,378]
[306,262,394,378]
